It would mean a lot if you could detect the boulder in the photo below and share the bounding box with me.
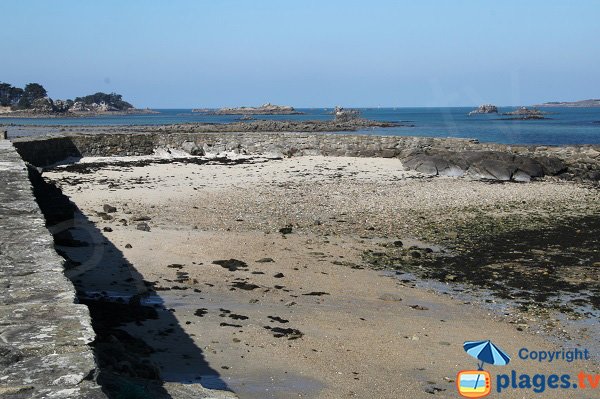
[180,141,204,156]
[534,156,566,175]
[401,149,564,182]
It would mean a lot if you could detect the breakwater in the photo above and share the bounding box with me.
[0,139,106,398]
[11,131,600,183]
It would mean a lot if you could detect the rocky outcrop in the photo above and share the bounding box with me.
[401,150,558,182]
[501,107,547,120]
[468,104,498,115]
[194,103,302,115]
[0,140,106,398]
[334,106,361,122]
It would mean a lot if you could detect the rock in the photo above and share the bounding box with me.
[256,257,275,263]
[273,273,285,278]
[468,104,498,115]
[181,141,204,156]
[468,159,513,181]
[136,222,151,232]
[334,106,361,122]
[512,170,531,182]
[402,150,559,182]
[199,103,302,115]
[103,227,113,232]
[534,156,567,175]
[279,226,293,235]
[103,204,117,213]
[379,293,403,302]
[392,240,404,247]
[125,243,133,248]
[0,343,23,367]
[213,259,249,271]
[502,107,547,119]
[444,274,458,281]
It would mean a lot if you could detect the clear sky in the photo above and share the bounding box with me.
[1,1,599,108]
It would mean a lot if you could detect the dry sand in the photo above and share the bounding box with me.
[45,155,600,398]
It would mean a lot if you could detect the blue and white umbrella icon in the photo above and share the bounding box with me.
[463,340,511,370]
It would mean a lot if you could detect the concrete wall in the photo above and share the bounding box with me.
[0,139,106,398]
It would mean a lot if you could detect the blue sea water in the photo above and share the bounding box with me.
[3,107,600,146]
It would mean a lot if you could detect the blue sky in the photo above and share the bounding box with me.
[2,1,599,108]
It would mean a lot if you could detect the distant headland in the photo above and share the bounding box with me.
[534,99,600,107]
[0,81,156,117]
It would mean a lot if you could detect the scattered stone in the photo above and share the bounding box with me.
[220,322,242,328]
[264,326,304,339]
[213,259,249,271]
[194,308,207,317]
[379,293,403,302]
[231,281,260,290]
[256,257,275,263]
[228,313,249,320]
[103,204,117,213]
[125,243,133,249]
[136,222,151,232]
[279,226,293,235]
[103,226,113,232]
[302,291,330,296]
[444,274,457,281]
[273,272,285,278]
[268,316,289,323]
[409,305,430,311]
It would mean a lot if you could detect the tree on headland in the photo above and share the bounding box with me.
[0,82,24,107]
[0,81,134,112]
[74,92,133,110]
[17,83,48,109]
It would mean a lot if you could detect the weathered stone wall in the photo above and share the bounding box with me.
[0,140,106,398]
[11,131,600,182]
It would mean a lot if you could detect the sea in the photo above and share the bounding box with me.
[3,107,600,146]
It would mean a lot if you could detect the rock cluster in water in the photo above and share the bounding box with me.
[333,106,361,122]
[468,104,499,115]
[502,106,547,119]
[193,103,302,115]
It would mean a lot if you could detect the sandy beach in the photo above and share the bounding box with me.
[43,154,599,398]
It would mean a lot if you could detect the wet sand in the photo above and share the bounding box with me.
[44,155,600,398]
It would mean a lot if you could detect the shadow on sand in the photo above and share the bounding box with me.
[27,165,234,398]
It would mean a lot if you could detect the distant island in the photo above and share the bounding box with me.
[193,103,302,115]
[468,104,549,120]
[0,81,156,117]
[534,99,600,107]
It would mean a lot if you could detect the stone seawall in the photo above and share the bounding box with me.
[12,131,600,183]
[0,140,106,398]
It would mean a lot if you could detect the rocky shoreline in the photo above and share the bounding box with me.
[0,108,159,118]
[5,118,404,137]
